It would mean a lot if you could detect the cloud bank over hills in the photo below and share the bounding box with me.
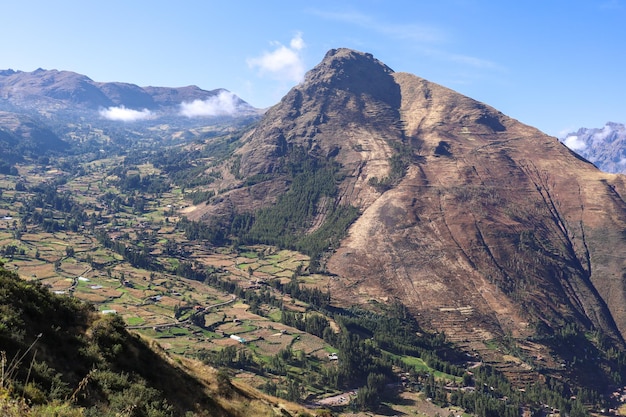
[179,91,243,118]
[98,91,245,121]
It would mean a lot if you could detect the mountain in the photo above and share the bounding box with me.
[188,48,626,380]
[0,68,263,157]
[0,68,260,119]
[560,122,626,174]
[0,111,68,163]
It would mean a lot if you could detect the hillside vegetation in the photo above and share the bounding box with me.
[0,262,309,417]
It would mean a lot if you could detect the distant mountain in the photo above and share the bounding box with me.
[560,122,626,174]
[0,111,68,162]
[0,68,260,120]
[0,68,263,154]
[189,48,626,384]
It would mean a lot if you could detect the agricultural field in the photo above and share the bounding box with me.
[0,162,362,404]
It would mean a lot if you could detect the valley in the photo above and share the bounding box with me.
[0,131,619,417]
[2,50,626,416]
[0,152,474,415]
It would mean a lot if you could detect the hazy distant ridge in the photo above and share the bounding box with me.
[0,68,260,120]
[560,122,626,174]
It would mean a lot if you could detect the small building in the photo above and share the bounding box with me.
[101,310,117,315]
[230,334,246,343]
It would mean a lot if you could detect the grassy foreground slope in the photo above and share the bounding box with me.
[0,262,310,417]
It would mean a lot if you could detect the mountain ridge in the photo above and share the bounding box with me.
[187,48,626,365]
[0,68,260,118]
[561,122,626,174]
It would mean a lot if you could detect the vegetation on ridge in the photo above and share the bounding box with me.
[0,262,266,416]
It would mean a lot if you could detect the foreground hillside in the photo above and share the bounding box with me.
[0,262,310,417]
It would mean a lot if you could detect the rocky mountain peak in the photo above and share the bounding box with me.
[303,48,398,106]
[231,48,403,182]
[191,49,626,362]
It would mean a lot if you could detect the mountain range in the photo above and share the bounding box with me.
[0,68,260,120]
[560,122,626,174]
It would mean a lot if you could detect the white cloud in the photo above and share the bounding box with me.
[557,127,575,139]
[179,91,240,118]
[310,9,499,70]
[310,10,445,44]
[563,135,587,151]
[247,33,306,83]
[290,33,305,50]
[99,106,153,122]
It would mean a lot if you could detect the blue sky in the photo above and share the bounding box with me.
[1,0,624,136]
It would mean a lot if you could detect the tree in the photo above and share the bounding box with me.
[285,377,303,402]
[3,245,17,256]
[216,368,233,398]
[355,386,379,411]
[190,312,205,327]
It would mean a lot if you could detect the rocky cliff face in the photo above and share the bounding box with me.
[190,48,626,361]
